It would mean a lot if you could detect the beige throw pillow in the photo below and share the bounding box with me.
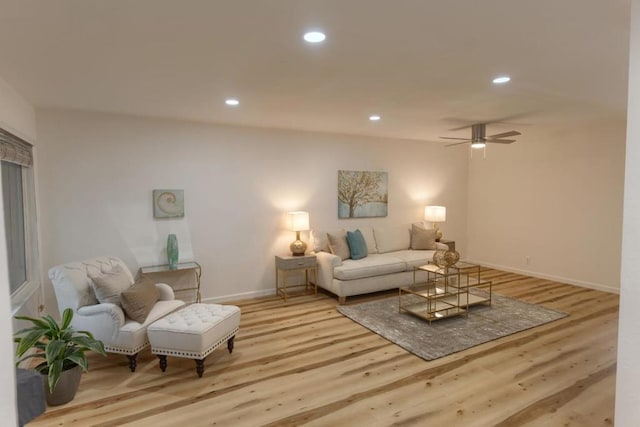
[310,229,330,253]
[120,276,160,323]
[327,229,350,260]
[410,223,437,250]
[88,264,133,306]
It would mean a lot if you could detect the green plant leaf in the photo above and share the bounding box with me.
[14,315,50,329]
[66,351,88,371]
[14,325,47,337]
[60,308,73,330]
[45,340,66,367]
[47,359,63,393]
[41,314,60,338]
[71,336,107,356]
[15,329,46,357]
[15,353,47,367]
[77,330,96,340]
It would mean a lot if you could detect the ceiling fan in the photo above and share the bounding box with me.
[440,123,521,148]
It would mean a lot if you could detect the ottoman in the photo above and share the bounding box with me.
[147,303,241,377]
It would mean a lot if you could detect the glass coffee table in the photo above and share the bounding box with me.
[399,261,492,323]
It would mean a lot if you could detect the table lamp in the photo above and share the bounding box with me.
[424,205,446,241]
[287,211,309,256]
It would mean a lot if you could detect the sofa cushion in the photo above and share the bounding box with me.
[374,225,410,253]
[346,230,368,260]
[410,223,437,250]
[328,230,350,260]
[333,254,406,280]
[391,249,436,270]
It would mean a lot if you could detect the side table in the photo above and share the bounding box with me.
[140,261,202,303]
[275,255,317,302]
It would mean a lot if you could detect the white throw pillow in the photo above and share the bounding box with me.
[310,229,330,253]
[358,226,378,254]
[374,225,411,253]
[88,264,133,306]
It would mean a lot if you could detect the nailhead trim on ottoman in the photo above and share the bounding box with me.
[147,303,241,377]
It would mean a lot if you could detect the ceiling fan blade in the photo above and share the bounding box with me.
[445,141,471,147]
[439,136,472,141]
[486,139,515,144]
[487,130,521,139]
[447,123,474,131]
[446,112,535,131]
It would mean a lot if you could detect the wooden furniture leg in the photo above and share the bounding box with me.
[157,355,168,372]
[126,354,138,372]
[195,359,205,378]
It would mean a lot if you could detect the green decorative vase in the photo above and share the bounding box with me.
[167,234,179,270]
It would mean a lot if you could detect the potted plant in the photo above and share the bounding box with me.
[14,308,107,406]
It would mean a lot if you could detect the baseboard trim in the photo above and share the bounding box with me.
[200,262,620,303]
[465,259,620,295]
[201,288,276,304]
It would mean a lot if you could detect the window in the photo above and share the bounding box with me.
[2,161,26,292]
[0,127,39,312]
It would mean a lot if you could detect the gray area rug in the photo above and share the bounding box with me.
[337,291,567,361]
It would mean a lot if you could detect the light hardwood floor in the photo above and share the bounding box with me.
[28,269,619,426]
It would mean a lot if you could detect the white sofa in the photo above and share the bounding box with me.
[312,224,449,304]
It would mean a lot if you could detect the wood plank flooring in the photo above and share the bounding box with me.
[28,269,619,426]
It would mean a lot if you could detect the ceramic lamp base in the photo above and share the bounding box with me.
[290,239,307,256]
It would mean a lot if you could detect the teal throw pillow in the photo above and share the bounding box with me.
[346,229,368,260]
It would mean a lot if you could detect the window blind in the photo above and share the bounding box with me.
[0,128,32,167]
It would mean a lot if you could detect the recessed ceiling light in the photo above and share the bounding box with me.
[225,98,239,106]
[303,31,326,43]
[492,76,511,84]
[369,115,381,121]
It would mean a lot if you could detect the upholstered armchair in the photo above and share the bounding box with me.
[48,256,185,371]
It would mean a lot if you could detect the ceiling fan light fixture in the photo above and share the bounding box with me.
[471,141,486,149]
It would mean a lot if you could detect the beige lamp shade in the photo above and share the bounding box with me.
[424,205,446,222]
[287,211,310,231]
[287,211,309,256]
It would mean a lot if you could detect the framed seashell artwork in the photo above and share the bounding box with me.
[153,189,185,218]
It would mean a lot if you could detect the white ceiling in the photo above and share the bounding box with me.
[0,0,631,142]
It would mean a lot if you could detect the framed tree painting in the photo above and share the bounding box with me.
[338,170,388,218]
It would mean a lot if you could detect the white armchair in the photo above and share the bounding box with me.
[48,256,185,372]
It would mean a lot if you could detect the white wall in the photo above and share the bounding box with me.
[36,109,468,313]
[0,77,36,143]
[0,75,36,427]
[616,0,640,423]
[466,113,625,292]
